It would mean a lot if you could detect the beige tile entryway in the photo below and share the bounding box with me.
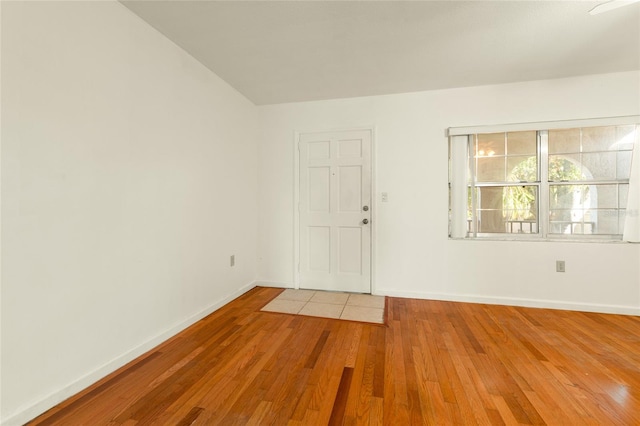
[261,289,385,325]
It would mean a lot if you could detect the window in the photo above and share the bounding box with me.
[449,117,640,241]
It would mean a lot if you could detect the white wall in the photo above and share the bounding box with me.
[1,1,258,424]
[257,71,640,314]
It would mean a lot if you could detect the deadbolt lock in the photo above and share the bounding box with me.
[363,206,369,211]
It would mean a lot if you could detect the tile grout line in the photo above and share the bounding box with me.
[338,300,347,320]
[298,291,315,314]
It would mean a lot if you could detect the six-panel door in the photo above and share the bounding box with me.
[299,129,372,293]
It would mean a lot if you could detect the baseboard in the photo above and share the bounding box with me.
[1,281,256,426]
[253,280,293,289]
[375,288,640,316]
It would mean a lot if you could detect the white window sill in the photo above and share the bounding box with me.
[448,236,631,244]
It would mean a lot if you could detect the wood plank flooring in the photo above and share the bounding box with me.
[28,287,640,425]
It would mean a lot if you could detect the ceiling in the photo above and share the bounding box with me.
[120,1,640,105]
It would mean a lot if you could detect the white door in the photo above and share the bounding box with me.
[299,129,372,293]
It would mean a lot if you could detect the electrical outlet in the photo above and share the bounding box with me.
[230,255,235,267]
[556,260,565,273]
[381,192,388,202]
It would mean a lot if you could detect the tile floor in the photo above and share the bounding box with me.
[261,289,386,324]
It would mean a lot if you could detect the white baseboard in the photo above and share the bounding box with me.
[375,288,640,316]
[1,281,257,426]
[253,280,293,289]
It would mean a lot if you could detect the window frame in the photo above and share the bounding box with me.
[448,116,640,242]
[469,131,541,239]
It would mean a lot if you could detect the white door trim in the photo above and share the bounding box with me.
[293,126,376,294]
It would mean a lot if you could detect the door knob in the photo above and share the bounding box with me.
[363,219,369,224]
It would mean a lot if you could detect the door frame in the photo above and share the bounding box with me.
[293,126,377,294]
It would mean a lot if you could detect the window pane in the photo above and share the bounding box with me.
[619,210,627,235]
[477,157,505,182]
[582,126,616,152]
[549,184,625,235]
[619,184,629,209]
[616,125,637,150]
[475,186,538,234]
[548,155,582,181]
[549,184,589,210]
[507,131,536,155]
[549,128,580,154]
[548,216,598,235]
[550,184,623,209]
[594,184,618,209]
[507,156,536,182]
[549,184,593,234]
[476,133,505,156]
[594,210,621,235]
[617,151,632,179]
[582,152,616,180]
[549,126,620,181]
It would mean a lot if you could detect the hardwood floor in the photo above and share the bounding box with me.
[29,287,640,425]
